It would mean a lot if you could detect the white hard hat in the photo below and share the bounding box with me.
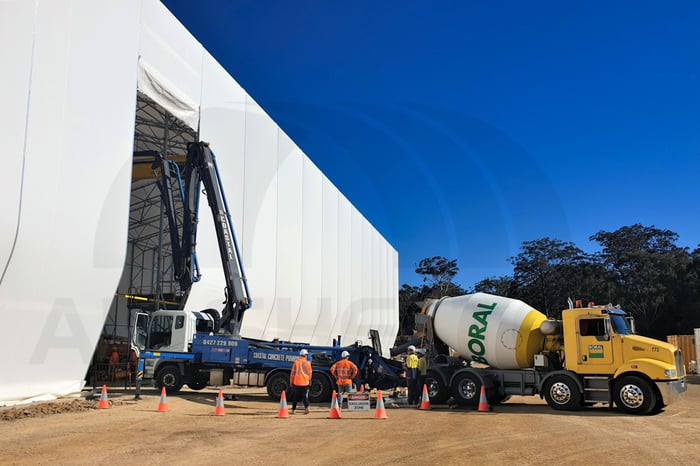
[407,345,416,352]
[341,350,350,358]
[299,349,308,356]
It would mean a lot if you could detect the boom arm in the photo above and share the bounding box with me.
[133,150,198,293]
[182,142,251,336]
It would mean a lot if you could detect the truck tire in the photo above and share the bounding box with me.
[266,372,290,401]
[613,375,656,415]
[543,375,582,411]
[156,366,184,394]
[309,374,332,403]
[187,375,208,390]
[450,372,481,407]
[425,370,449,404]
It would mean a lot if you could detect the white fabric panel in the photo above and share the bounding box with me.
[0,0,35,276]
[187,51,247,313]
[0,0,139,405]
[238,97,278,339]
[384,239,396,348]
[358,218,373,342]
[390,247,399,350]
[386,242,397,347]
[292,158,323,341]
[139,0,202,129]
[266,132,303,340]
[372,231,383,341]
[317,178,339,344]
[346,208,364,340]
[331,196,353,343]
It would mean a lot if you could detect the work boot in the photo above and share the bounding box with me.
[291,409,295,415]
[304,407,310,414]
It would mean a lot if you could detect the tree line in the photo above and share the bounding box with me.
[399,224,700,340]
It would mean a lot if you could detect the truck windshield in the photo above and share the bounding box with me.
[610,314,631,335]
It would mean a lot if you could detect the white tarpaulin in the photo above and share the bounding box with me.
[1,0,398,406]
[137,58,199,130]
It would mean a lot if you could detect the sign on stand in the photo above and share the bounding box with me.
[347,392,371,411]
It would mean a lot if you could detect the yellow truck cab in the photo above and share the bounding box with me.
[561,305,686,414]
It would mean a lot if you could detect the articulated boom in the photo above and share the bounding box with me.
[182,142,251,336]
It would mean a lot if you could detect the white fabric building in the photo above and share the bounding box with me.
[0,0,398,406]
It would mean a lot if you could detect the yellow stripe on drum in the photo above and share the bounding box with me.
[515,309,547,368]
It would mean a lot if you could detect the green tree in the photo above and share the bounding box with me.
[415,256,463,297]
[397,256,466,343]
[590,224,690,336]
[509,238,606,317]
[473,275,516,296]
[398,284,423,337]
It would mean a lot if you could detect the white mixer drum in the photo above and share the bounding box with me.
[425,293,546,369]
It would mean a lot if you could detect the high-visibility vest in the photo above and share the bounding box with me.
[290,357,312,386]
[330,358,358,385]
[405,353,419,369]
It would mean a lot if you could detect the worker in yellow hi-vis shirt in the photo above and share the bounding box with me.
[404,345,419,407]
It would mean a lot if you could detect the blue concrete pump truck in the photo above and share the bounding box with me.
[131,142,403,402]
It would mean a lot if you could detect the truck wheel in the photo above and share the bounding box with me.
[543,375,581,411]
[309,374,332,403]
[613,375,656,415]
[425,371,449,404]
[450,372,481,406]
[266,372,290,401]
[156,366,183,394]
[187,376,208,390]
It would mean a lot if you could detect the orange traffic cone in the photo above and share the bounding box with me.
[97,385,110,409]
[157,387,169,412]
[359,384,365,393]
[328,390,341,419]
[277,390,290,418]
[419,384,431,410]
[214,389,226,416]
[374,390,388,419]
[477,385,490,412]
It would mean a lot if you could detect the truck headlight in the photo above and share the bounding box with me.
[664,369,677,378]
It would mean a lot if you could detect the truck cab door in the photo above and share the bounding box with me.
[131,312,150,351]
[147,312,190,352]
[576,317,614,370]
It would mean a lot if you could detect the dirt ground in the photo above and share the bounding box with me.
[2,380,700,466]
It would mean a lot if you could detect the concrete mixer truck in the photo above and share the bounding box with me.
[415,293,687,414]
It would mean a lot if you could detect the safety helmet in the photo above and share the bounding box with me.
[341,350,350,358]
[299,349,308,356]
[407,345,416,352]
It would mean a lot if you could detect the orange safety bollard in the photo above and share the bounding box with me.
[277,390,290,418]
[97,385,110,409]
[419,384,431,410]
[477,385,490,412]
[374,390,388,419]
[328,390,341,419]
[214,389,226,416]
[157,387,169,412]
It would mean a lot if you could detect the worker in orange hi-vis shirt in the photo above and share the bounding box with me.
[330,350,358,410]
[290,349,312,414]
[108,347,120,383]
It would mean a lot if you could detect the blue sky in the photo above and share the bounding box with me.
[162,1,700,288]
